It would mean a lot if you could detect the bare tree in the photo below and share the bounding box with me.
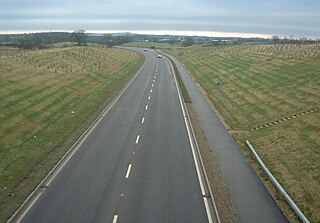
[103,34,114,47]
[272,35,280,44]
[183,37,194,47]
[72,29,86,46]
[169,38,177,45]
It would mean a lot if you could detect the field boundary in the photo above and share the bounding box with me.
[6,53,147,223]
[249,107,319,131]
[245,140,310,223]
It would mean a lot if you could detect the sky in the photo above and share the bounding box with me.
[0,0,319,38]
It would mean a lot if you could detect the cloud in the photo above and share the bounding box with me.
[0,0,319,37]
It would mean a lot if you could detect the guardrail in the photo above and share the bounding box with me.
[245,140,310,223]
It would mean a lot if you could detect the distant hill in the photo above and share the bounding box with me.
[1,31,317,48]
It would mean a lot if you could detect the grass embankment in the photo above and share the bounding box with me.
[167,57,191,103]
[0,46,144,221]
[165,44,320,222]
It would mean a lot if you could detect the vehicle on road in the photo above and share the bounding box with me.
[144,49,147,51]
[157,55,162,58]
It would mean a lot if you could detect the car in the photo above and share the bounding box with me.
[144,49,147,51]
[157,55,162,58]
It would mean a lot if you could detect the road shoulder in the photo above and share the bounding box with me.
[186,103,239,223]
[167,54,289,223]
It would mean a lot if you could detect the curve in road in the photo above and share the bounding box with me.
[15,49,212,223]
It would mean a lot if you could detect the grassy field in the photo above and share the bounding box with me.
[0,46,144,221]
[124,41,174,49]
[164,43,319,222]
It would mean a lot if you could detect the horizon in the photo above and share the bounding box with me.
[1,0,319,39]
[0,29,289,39]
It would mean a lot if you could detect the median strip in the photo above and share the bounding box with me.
[166,56,191,103]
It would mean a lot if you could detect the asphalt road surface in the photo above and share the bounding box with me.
[19,49,210,223]
[167,54,289,223]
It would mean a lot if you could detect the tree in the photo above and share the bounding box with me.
[169,38,177,45]
[72,29,86,46]
[114,35,132,45]
[103,34,114,47]
[183,37,194,47]
[272,35,280,44]
[17,34,46,49]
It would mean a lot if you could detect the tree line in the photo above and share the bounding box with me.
[272,35,320,44]
[0,30,133,49]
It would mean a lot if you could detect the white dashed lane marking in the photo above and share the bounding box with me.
[112,215,118,223]
[135,135,140,144]
[125,164,132,179]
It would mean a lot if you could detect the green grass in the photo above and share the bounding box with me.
[167,57,191,103]
[123,41,175,49]
[0,46,145,221]
[164,43,320,222]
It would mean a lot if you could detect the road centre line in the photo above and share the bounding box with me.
[148,96,151,100]
[150,89,153,93]
[125,164,132,179]
[152,84,154,87]
[112,215,118,223]
[145,104,148,110]
[153,79,155,82]
[135,135,140,144]
[141,117,145,124]
[8,49,149,223]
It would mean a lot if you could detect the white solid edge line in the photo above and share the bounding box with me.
[45,57,148,187]
[8,52,149,223]
[125,164,132,178]
[167,56,214,223]
[135,135,140,144]
[112,215,118,223]
[15,191,44,223]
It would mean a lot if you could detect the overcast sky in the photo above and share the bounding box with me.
[0,0,319,38]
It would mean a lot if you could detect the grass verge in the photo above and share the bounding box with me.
[163,43,320,222]
[167,56,192,103]
[0,46,145,222]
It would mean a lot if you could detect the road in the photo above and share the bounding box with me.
[18,49,210,223]
[167,54,289,223]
